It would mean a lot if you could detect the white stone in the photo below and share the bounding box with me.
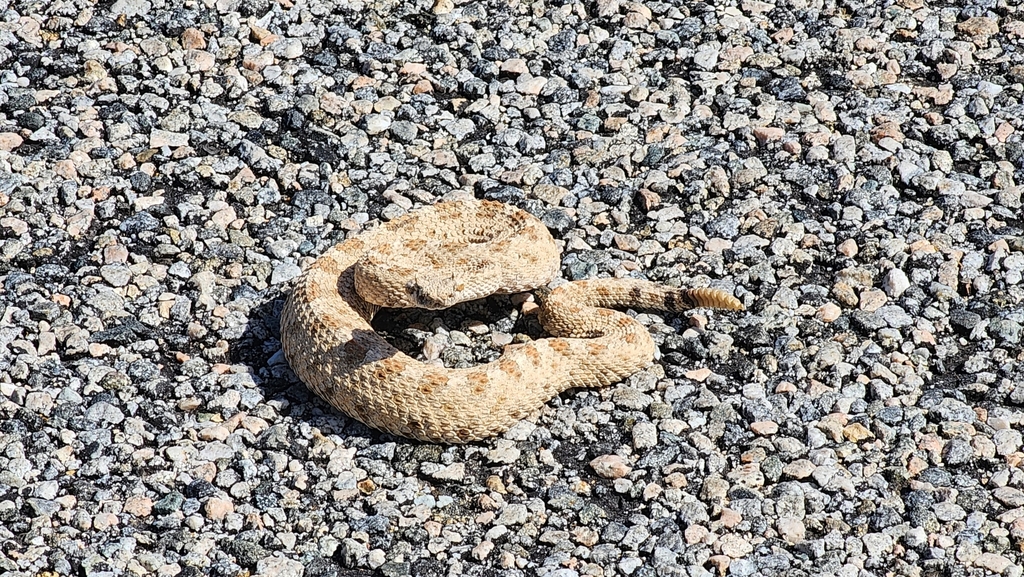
[150,129,189,148]
[882,268,911,298]
[364,114,392,135]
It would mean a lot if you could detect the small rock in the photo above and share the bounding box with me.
[255,556,305,577]
[816,302,842,323]
[862,533,893,557]
[205,498,234,520]
[882,269,910,298]
[0,132,23,151]
[750,421,778,435]
[429,463,465,481]
[181,27,206,49]
[500,59,529,75]
[989,319,1021,345]
[753,126,785,144]
[843,423,873,442]
[487,440,521,464]
[390,120,418,142]
[364,114,392,135]
[92,512,119,531]
[994,429,1023,456]
[776,518,805,544]
[974,553,1012,574]
[632,422,658,449]
[858,289,887,312]
[86,401,124,424]
[837,238,858,257]
[472,540,494,560]
[718,534,753,558]
[271,263,302,285]
[942,438,973,465]
[150,129,189,148]
[100,264,132,287]
[124,496,153,517]
[185,50,216,72]
[590,455,632,479]
[782,459,815,479]
[495,504,529,526]
[904,526,927,548]
[957,17,999,40]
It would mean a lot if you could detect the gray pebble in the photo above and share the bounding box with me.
[271,262,302,285]
[390,120,418,142]
[631,421,658,450]
[495,504,529,526]
[85,401,125,425]
[0,3,1020,576]
[364,114,392,135]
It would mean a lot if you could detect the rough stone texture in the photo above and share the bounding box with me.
[0,0,1022,576]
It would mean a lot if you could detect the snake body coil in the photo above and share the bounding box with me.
[281,199,743,442]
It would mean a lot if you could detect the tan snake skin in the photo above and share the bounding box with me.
[280,199,744,442]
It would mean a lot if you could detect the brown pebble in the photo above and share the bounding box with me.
[486,475,507,493]
[858,289,887,312]
[572,526,600,547]
[775,381,797,393]
[204,498,234,521]
[92,512,119,530]
[181,27,206,50]
[636,188,660,211]
[478,495,500,511]
[412,79,433,94]
[685,524,709,544]
[401,62,427,76]
[719,508,743,528]
[589,454,632,479]
[708,555,731,574]
[685,367,713,382]
[688,314,709,331]
[88,343,111,357]
[432,0,454,14]
[837,238,859,257]
[0,132,24,152]
[957,17,999,42]
[753,126,785,144]
[782,459,816,479]
[816,302,842,323]
[832,282,858,307]
[123,496,153,517]
[843,422,874,442]
[664,472,688,488]
[750,421,779,435]
[358,479,376,494]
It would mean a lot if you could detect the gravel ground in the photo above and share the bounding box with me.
[1,0,1023,575]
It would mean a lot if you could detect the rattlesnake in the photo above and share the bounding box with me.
[280,199,744,443]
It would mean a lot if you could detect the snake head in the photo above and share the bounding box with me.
[406,273,468,310]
